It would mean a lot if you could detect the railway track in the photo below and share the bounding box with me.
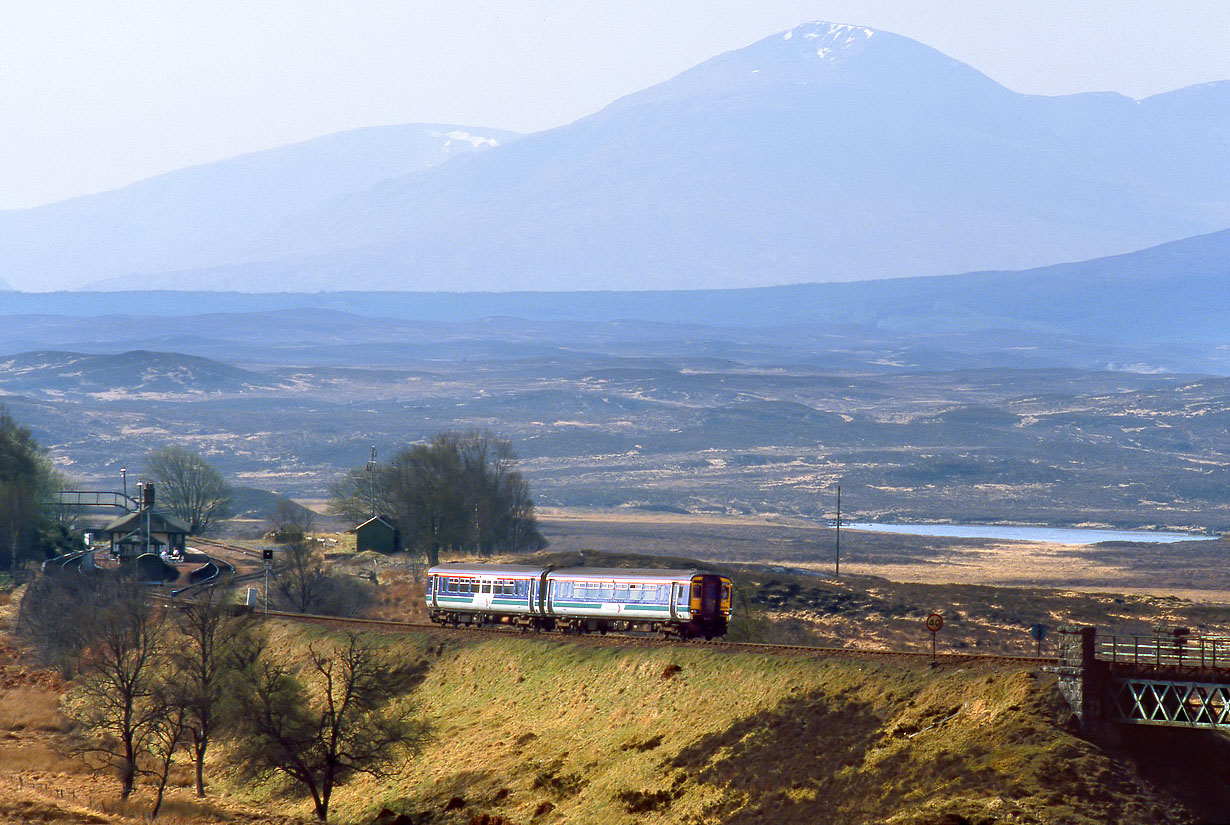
[175,543,1056,668]
[246,608,1057,669]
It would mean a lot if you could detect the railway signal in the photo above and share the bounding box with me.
[262,547,273,612]
[1029,623,1047,656]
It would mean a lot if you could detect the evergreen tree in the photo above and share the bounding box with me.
[0,407,62,571]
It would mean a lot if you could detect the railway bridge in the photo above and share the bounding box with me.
[1055,626,1230,733]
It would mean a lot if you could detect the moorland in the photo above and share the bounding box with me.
[3,290,1228,536]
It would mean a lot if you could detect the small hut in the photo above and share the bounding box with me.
[356,515,401,554]
[101,510,191,560]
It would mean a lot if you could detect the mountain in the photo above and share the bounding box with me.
[4,21,1229,294]
[75,21,1230,293]
[0,124,518,292]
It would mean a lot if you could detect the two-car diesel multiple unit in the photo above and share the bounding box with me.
[426,564,733,639]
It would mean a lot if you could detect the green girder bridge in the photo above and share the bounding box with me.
[1055,627,1230,732]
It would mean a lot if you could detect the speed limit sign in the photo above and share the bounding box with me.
[925,613,944,632]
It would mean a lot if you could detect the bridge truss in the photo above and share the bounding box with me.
[1110,678,1230,729]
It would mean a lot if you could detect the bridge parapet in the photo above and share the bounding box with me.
[1099,632,1230,671]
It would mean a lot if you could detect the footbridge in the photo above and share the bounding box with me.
[1055,627,1230,732]
[55,490,139,512]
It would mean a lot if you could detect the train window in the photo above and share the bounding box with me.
[600,582,614,599]
[614,585,629,602]
[721,584,731,601]
[480,582,492,593]
[692,583,702,599]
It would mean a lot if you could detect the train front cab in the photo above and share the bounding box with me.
[689,573,732,639]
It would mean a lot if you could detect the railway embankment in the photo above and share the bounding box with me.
[263,622,1213,825]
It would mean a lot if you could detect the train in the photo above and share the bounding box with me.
[426,563,733,639]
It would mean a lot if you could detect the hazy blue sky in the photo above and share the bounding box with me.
[3,0,1229,210]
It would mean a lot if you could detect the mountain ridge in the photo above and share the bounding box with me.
[5,21,1229,293]
[0,227,1226,369]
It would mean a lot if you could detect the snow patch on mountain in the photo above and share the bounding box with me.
[439,130,502,149]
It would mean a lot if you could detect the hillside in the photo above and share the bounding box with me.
[0,123,517,293]
[5,619,1227,825]
[0,350,281,398]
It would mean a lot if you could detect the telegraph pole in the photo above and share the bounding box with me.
[834,483,841,579]
[366,446,377,519]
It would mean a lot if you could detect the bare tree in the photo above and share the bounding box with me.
[329,430,545,565]
[145,687,188,819]
[61,581,168,801]
[229,632,428,822]
[271,538,371,616]
[325,467,375,526]
[269,498,316,543]
[18,569,121,676]
[144,446,232,534]
[273,538,330,613]
[168,586,252,797]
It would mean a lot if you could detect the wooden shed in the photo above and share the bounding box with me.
[356,515,402,554]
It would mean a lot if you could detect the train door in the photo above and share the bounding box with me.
[670,582,689,620]
[476,578,494,610]
[426,574,436,610]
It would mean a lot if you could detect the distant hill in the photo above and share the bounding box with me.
[227,486,317,524]
[0,350,278,396]
[0,123,518,292]
[0,227,1227,355]
[3,21,1213,293]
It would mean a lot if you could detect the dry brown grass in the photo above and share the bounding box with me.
[0,686,67,732]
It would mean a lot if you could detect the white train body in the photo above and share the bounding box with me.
[426,563,732,639]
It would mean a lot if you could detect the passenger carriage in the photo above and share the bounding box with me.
[426,563,732,639]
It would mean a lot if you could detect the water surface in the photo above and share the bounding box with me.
[843,522,1215,545]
